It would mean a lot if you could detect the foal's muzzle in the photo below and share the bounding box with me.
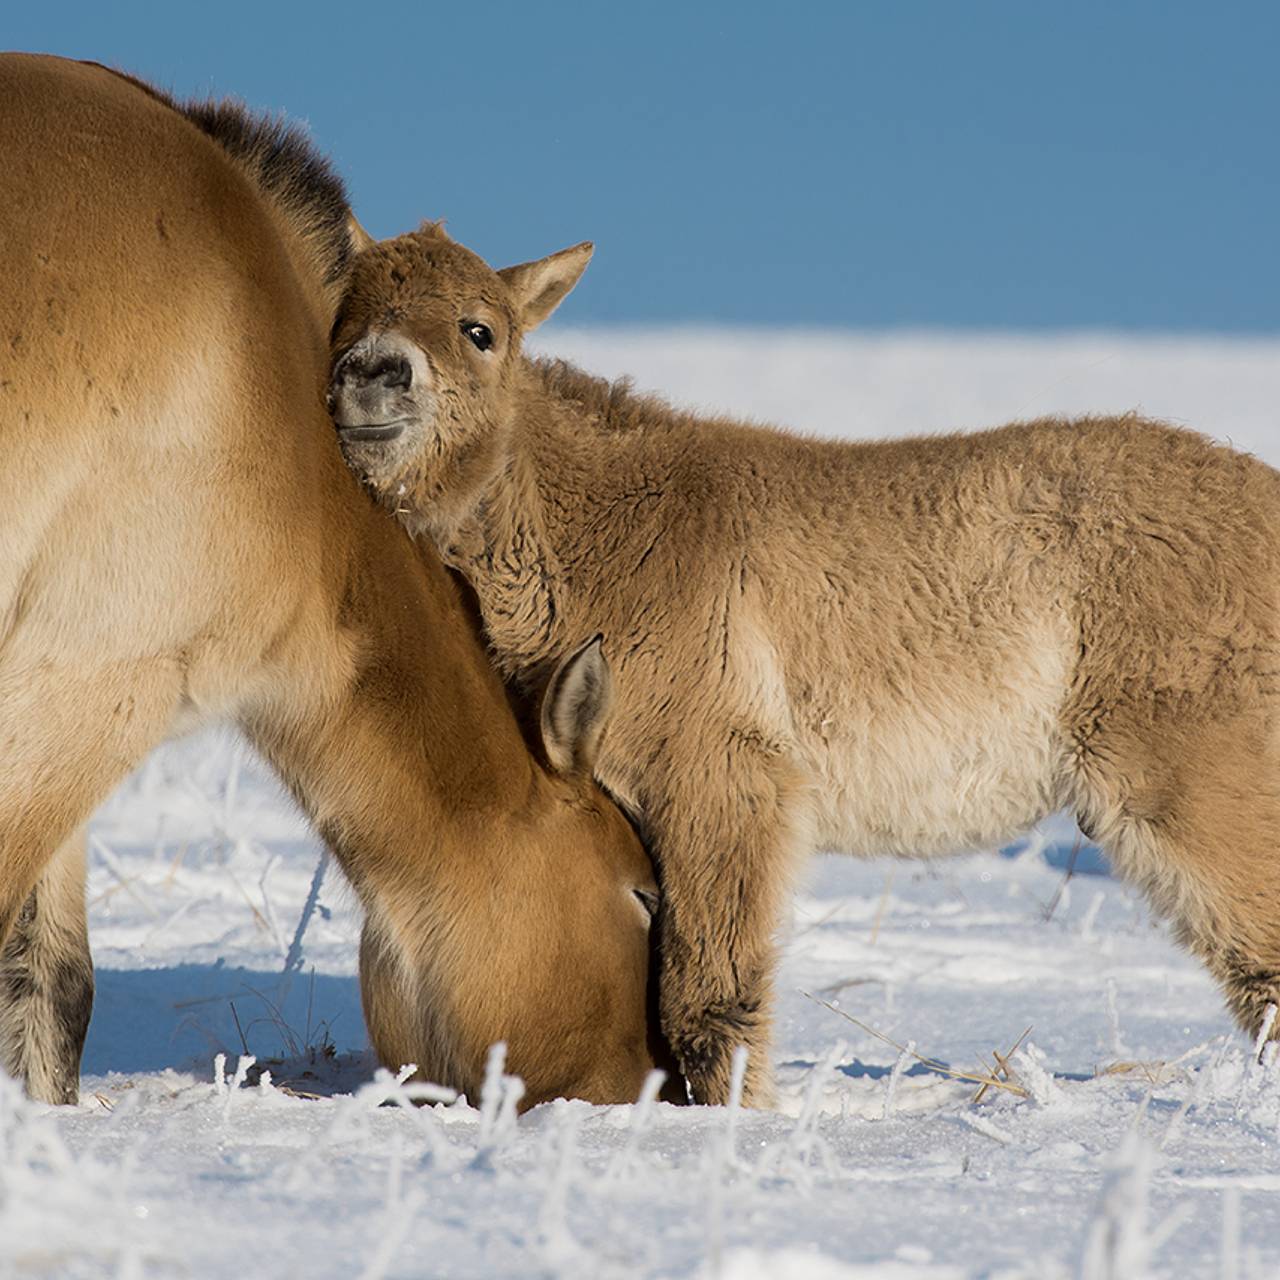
[327,332,428,446]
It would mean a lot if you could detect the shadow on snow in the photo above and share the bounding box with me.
[83,963,372,1091]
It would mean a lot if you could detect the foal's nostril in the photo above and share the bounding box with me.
[369,355,413,391]
[335,352,413,392]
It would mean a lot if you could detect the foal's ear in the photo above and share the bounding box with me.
[346,213,376,256]
[541,634,613,776]
[498,242,593,333]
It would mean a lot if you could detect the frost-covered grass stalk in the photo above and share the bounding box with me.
[1080,1136,1188,1280]
[1080,1136,1156,1280]
[703,1046,749,1277]
[607,1069,668,1183]
[357,1130,427,1280]
[91,833,157,918]
[537,1103,584,1270]
[220,1054,256,1120]
[476,1041,508,1144]
[1162,1039,1229,1150]
[721,1045,749,1171]
[369,1066,461,1170]
[1105,979,1129,1060]
[1012,1042,1062,1107]
[1243,1004,1278,1114]
[882,1038,915,1119]
[255,849,288,957]
[754,1040,845,1185]
[0,1075,151,1275]
[1079,889,1106,942]
[474,1042,525,1167]
[281,849,330,976]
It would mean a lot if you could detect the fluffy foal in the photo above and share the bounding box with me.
[329,221,1280,1105]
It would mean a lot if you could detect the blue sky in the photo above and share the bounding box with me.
[8,2,1278,331]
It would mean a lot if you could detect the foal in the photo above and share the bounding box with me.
[329,221,1280,1105]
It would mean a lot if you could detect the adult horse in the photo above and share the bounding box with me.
[0,53,680,1108]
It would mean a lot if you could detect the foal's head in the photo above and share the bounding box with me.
[327,221,590,539]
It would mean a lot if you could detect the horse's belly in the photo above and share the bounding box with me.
[796,621,1074,857]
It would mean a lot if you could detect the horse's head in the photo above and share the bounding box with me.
[361,631,686,1109]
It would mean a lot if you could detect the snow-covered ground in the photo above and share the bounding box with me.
[7,332,1280,1279]
[536,329,1280,464]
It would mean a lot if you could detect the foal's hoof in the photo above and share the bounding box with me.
[666,1000,768,1106]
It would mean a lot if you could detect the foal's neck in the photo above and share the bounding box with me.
[444,439,567,689]
[443,361,669,684]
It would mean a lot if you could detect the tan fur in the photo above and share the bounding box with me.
[329,222,1280,1106]
[0,56,685,1109]
[0,828,92,1105]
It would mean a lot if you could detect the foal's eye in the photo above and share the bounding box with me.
[462,321,493,352]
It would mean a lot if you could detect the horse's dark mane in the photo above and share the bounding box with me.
[181,99,350,284]
[93,64,351,285]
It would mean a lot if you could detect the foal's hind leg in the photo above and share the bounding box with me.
[0,828,92,1104]
[1077,711,1280,1046]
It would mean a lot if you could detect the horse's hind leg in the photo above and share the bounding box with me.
[0,658,181,1102]
[1076,709,1280,1044]
[0,827,92,1104]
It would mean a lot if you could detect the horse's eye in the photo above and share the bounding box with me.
[632,888,659,920]
[462,321,493,352]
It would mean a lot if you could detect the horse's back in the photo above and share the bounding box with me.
[2,53,323,433]
[0,53,338,714]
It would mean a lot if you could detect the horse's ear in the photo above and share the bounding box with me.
[541,634,612,776]
[347,213,375,255]
[498,242,593,333]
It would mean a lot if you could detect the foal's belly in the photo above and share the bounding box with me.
[794,620,1075,858]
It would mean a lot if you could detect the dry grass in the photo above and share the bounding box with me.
[868,870,895,947]
[970,1026,1032,1103]
[804,991,1032,1100]
[1095,1059,1182,1087]
[1040,831,1084,922]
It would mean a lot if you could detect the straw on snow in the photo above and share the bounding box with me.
[803,990,1032,1100]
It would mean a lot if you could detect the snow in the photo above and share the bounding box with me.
[534,329,1280,466]
[9,332,1280,1278]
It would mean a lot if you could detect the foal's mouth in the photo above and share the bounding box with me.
[335,419,411,444]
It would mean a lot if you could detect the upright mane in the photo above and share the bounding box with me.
[92,64,351,287]
[529,357,691,436]
[182,99,351,285]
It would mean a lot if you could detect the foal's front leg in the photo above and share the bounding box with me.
[647,734,807,1106]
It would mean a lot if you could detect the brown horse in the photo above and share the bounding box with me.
[329,219,1280,1105]
[0,54,683,1109]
